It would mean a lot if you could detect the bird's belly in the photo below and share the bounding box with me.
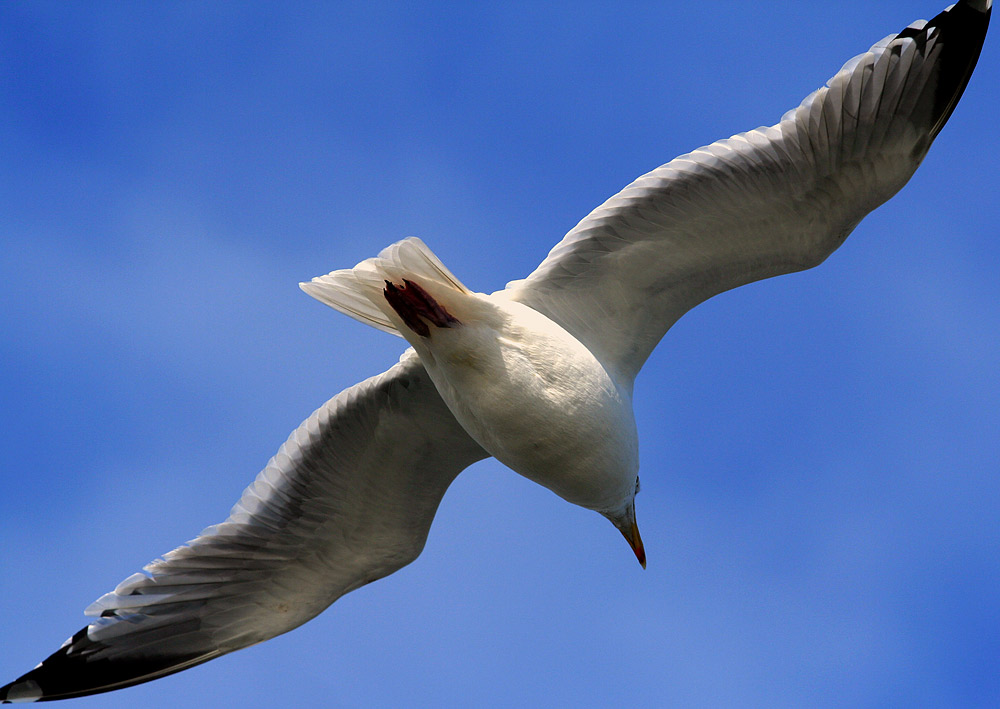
[434,346,638,512]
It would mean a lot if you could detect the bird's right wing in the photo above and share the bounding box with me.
[1,353,487,703]
[506,0,991,386]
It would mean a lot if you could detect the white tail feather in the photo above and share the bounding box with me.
[300,237,470,336]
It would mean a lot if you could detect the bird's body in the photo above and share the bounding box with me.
[418,294,639,515]
[1,0,991,703]
[303,238,641,518]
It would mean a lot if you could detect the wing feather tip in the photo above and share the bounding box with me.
[924,0,992,138]
[0,678,43,703]
[0,625,211,703]
[962,0,991,14]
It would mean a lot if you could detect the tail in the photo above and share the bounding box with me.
[300,237,471,337]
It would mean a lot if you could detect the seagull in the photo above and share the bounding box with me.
[1,0,990,703]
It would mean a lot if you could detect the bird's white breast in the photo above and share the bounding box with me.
[411,293,639,513]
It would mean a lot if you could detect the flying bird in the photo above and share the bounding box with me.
[2,0,991,703]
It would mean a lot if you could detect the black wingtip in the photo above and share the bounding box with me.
[1,677,42,704]
[960,0,992,15]
[1,625,212,703]
[923,0,992,138]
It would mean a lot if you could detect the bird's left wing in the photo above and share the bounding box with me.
[505,1,990,385]
[1,353,486,703]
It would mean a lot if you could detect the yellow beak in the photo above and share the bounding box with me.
[619,517,646,569]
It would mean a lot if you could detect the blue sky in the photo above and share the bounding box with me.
[1,2,997,706]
